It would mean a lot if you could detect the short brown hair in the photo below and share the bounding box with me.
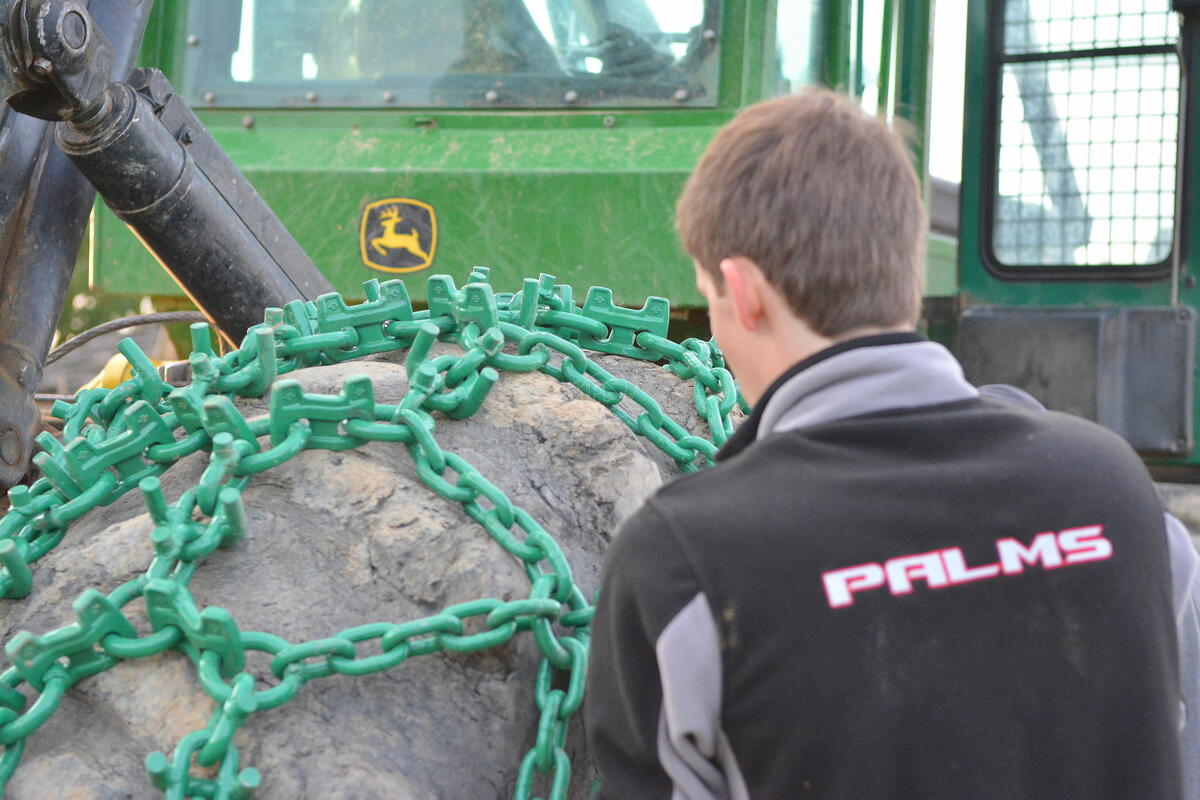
[676,88,925,337]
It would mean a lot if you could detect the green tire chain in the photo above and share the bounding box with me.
[0,268,744,799]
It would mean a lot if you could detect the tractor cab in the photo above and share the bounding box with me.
[956,0,1197,466]
[91,0,934,311]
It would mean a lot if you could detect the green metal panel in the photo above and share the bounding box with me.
[877,0,896,114]
[136,0,185,80]
[895,0,931,182]
[955,0,988,304]
[925,236,957,297]
[92,0,949,312]
[92,0,769,307]
[739,0,770,106]
[1176,18,1200,310]
[822,0,853,91]
[92,109,733,306]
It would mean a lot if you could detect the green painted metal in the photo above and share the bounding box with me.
[955,0,989,305]
[91,0,947,312]
[739,0,771,107]
[92,1,767,308]
[91,109,733,307]
[925,236,957,297]
[822,0,853,91]
[853,0,866,97]
[1174,17,1200,312]
[720,0,755,108]
[895,0,931,183]
[877,0,897,115]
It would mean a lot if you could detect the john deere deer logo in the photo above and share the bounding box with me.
[360,198,437,273]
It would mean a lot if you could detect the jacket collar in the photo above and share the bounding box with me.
[716,333,977,461]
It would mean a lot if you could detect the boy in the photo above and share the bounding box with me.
[585,88,1188,799]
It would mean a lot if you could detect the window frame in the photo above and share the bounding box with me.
[176,0,724,111]
[979,0,1181,282]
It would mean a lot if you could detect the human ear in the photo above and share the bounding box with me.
[718,257,764,331]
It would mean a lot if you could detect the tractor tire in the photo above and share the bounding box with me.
[0,346,725,799]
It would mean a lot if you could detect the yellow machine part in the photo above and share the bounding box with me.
[77,354,190,392]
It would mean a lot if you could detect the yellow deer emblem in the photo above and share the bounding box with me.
[370,206,431,262]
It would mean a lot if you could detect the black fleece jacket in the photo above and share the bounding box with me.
[585,335,1182,799]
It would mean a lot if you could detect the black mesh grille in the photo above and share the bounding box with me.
[991,0,1179,270]
[1003,0,1176,56]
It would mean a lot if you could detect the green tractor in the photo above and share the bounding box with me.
[81,0,1200,472]
[89,0,942,313]
[0,1,1197,796]
[2,0,955,490]
[2,0,1191,479]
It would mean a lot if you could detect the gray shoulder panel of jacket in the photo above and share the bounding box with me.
[654,592,750,800]
[976,383,1044,410]
[1166,513,1200,623]
[760,341,979,437]
[1179,581,1200,800]
[1167,511,1200,800]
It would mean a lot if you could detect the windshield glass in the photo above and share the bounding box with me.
[181,0,720,108]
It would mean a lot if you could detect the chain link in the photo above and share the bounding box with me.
[0,269,741,798]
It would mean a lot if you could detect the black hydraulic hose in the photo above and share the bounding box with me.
[44,310,208,367]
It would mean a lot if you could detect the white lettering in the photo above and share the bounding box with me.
[822,563,885,608]
[1058,525,1112,564]
[940,548,1001,585]
[884,552,950,595]
[996,532,1063,575]
[824,525,1110,610]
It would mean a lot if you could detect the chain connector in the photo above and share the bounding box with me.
[6,590,135,690]
[144,579,246,678]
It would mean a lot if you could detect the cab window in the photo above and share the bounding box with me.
[988,0,1180,273]
[182,0,720,108]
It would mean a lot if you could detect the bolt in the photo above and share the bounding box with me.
[602,115,616,129]
[564,90,579,103]
[187,34,200,46]
[30,58,51,78]
[0,430,21,467]
[702,28,717,41]
[179,128,194,145]
[1179,309,1192,323]
[673,89,689,103]
[62,10,87,49]
[485,90,499,103]
[305,91,318,103]
[241,115,255,129]
[382,90,396,103]
[202,91,215,103]
[1177,438,1190,453]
